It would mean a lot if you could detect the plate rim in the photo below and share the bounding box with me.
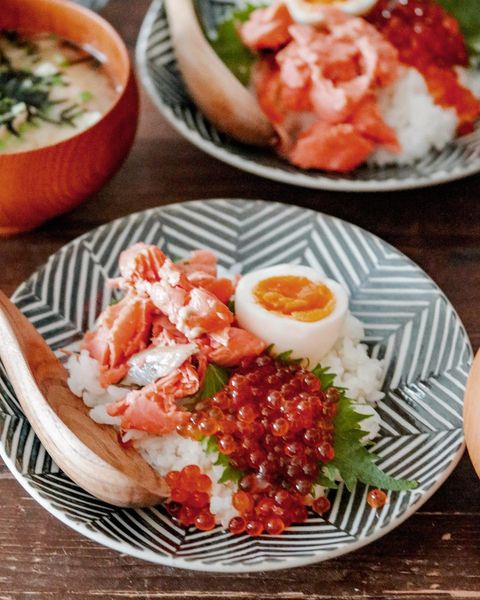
[0,440,465,573]
[136,0,480,193]
[1,197,472,572]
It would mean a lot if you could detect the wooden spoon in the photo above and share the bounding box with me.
[0,291,168,507]
[164,0,274,146]
[464,350,480,478]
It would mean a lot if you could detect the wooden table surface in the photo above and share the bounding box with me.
[1,1,480,598]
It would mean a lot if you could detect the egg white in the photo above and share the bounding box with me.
[235,264,348,365]
[285,0,378,24]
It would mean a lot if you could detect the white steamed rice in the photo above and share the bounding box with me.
[371,66,458,166]
[66,312,384,525]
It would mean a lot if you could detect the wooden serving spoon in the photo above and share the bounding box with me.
[464,350,480,478]
[0,291,168,507]
[164,0,274,146]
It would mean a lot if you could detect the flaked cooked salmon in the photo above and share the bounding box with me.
[240,2,401,172]
[82,245,266,435]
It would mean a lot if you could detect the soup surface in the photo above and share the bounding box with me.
[0,31,118,153]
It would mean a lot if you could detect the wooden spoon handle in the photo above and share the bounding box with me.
[165,0,274,146]
[464,349,480,478]
[0,290,167,507]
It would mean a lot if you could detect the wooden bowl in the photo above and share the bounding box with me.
[0,0,139,235]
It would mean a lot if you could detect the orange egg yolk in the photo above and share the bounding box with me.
[253,275,335,322]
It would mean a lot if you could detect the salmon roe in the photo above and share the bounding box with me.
[367,488,388,509]
[368,0,480,131]
[170,354,338,536]
[165,465,215,530]
[368,0,468,69]
[219,355,337,535]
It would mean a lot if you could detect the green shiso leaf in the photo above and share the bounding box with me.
[203,435,245,484]
[208,3,261,86]
[218,464,244,484]
[204,435,219,456]
[436,0,480,63]
[315,474,338,489]
[201,363,229,400]
[275,349,294,363]
[214,448,230,468]
[267,346,303,364]
[330,396,418,492]
[182,363,229,410]
[311,364,336,390]
[311,366,418,493]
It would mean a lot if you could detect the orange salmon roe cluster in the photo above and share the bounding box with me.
[218,355,338,475]
[176,410,221,441]
[222,356,336,535]
[227,479,331,537]
[177,355,336,535]
[368,0,480,132]
[368,0,468,69]
[170,355,337,535]
[164,465,216,531]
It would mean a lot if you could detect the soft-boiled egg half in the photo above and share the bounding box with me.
[285,0,378,24]
[235,264,348,365]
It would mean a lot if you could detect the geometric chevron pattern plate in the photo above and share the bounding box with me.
[0,199,472,572]
[73,0,109,11]
[136,0,480,193]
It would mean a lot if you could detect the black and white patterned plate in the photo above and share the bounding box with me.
[0,199,472,571]
[73,0,109,10]
[136,0,480,192]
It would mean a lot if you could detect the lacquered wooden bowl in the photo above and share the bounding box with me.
[0,0,139,235]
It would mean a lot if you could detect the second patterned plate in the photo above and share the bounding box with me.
[0,199,471,571]
[136,0,480,193]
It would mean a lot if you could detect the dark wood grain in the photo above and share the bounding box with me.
[1,1,479,598]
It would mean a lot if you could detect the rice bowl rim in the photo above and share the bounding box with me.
[1,198,472,572]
